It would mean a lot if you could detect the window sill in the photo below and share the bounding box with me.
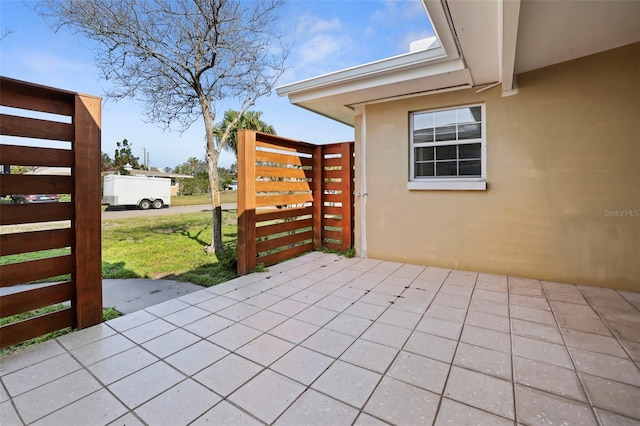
[408,179,487,191]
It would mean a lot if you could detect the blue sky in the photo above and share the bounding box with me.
[0,0,432,169]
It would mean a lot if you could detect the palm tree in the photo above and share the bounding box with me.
[213,110,276,156]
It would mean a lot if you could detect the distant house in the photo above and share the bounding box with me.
[277,0,639,291]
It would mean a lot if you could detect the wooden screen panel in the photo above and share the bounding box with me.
[256,218,314,238]
[0,76,75,116]
[0,309,74,349]
[255,193,313,208]
[0,145,73,167]
[255,166,313,179]
[255,150,313,168]
[259,242,314,267]
[255,180,312,192]
[256,230,314,253]
[0,282,73,318]
[0,254,74,288]
[0,203,73,225]
[0,114,74,141]
[255,206,313,223]
[0,228,73,256]
[0,174,73,195]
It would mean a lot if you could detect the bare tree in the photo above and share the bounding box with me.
[0,28,15,42]
[38,0,289,254]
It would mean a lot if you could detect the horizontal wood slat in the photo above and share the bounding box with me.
[323,181,342,191]
[256,218,313,238]
[323,169,344,179]
[323,193,343,203]
[255,166,313,179]
[258,242,314,266]
[256,140,314,154]
[0,114,74,142]
[256,150,313,167]
[0,308,74,349]
[322,143,350,154]
[323,241,344,251]
[0,282,73,318]
[0,174,73,195]
[322,218,343,229]
[0,255,74,287]
[256,206,313,223]
[0,145,73,167]
[0,228,73,256]
[255,180,312,192]
[256,230,313,253]
[323,230,342,241]
[322,157,344,167]
[323,206,343,216]
[0,202,73,225]
[0,76,75,116]
[255,193,313,208]
[254,133,316,151]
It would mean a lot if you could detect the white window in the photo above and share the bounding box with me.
[409,104,486,190]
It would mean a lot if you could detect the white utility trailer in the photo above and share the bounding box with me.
[103,175,171,209]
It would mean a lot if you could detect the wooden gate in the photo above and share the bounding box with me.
[0,77,103,349]
[237,131,354,275]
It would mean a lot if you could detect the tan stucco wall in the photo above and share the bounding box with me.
[357,43,639,291]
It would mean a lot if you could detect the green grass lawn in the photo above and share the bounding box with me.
[171,191,237,206]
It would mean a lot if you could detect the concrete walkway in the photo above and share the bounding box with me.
[103,279,203,315]
[2,253,639,425]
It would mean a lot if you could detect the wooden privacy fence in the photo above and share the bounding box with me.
[237,130,354,275]
[0,77,102,349]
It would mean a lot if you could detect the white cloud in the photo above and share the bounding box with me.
[296,14,342,36]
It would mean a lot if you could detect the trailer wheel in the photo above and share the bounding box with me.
[139,199,151,210]
[152,199,164,209]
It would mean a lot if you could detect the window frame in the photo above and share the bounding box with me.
[408,103,487,191]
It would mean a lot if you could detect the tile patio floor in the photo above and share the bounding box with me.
[2,252,640,425]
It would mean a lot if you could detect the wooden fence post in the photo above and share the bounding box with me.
[237,130,257,275]
[340,143,354,250]
[74,94,103,328]
[313,145,323,249]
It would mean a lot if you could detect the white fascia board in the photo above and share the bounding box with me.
[501,0,521,94]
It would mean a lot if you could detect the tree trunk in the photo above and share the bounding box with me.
[205,149,224,256]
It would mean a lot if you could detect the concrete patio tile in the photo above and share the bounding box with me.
[108,413,145,426]
[70,333,136,366]
[453,342,512,381]
[388,351,449,394]
[512,335,572,368]
[358,291,396,307]
[3,352,81,397]
[267,299,310,317]
[204,282,237,295]
[364,376,439,425]
[416,316,463,340]
[606,320,640,343]
[471,289,509,304]
[207,322,262,351]
[268,318,320,344]
[620,339,640,363]
[213,302,263,322]
[332,286,367,301]
[271,346,333,385]
[562,328,629,358]
[313,294,354,312]
[325,313,373,337]
[286,276,319,290]
[438,284,473,298]
[192,401,262,426]
[243,292,283,309]
[343,301,386,321]
[289,289,326,305]
[195,295,238,313]
[515,385,598,425]
[465,310,510,333]
[13,369,102,424]
[340,339,399,374]
[135,379,220,425]
[595,409,640,426]
[545,289,589,305]
[404,331,457,363]
[387,296,430,314]
[31,388,127,426]
[236,334,295,367]
[460,325,511,354]
[56,323,116,351]
[509,305,556,326]
[267,284,302,298]
[165,340,229,376]
[122,318,176,344]
[88,347,157,385]
[0,340,65,376]
[194,353,262,396]
[294,305,339,326]
[225,287,262,302]
[435,397,514,426]
[432,292,471,310]
[511,318,564,344]
[108,361,185,408]
[425,303,467,323]
[106,310,156,332]
[229,369,305,424]
[578,286,621,300]
[353,412,390,425]
[444,366,514,419]
[145,298,190,317]
[514,356,586,402]
[556,314,612,336]
[301,328,356,358]
[475,280,508,293]
[0,382,8,403]
[142,328,200,358]
[469,298,510,317]
[376,308,421,330]
[551,300,600,319]
[581,373,640,420]
[510,294,551,310]
[241,309,288,332]
[312,360,381,408]
[183,313,234,338]
[276,388,359,426]
[361,322,412,348]
[570,348,640,386]
[0,400,21,426]
[177,289,216,305]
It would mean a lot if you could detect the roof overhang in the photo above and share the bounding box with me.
[277,0,640,126]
